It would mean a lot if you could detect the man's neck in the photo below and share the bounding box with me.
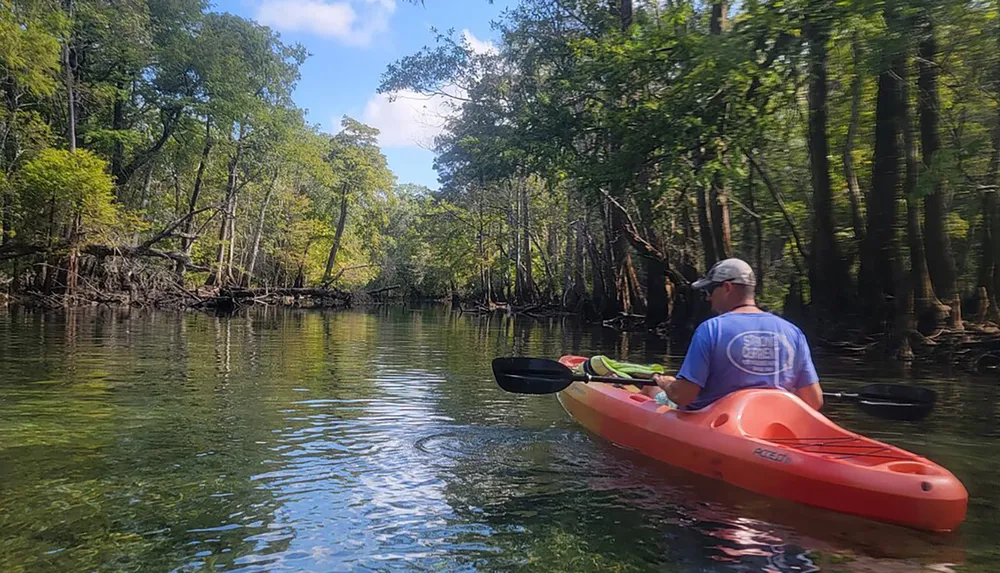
[728,301,760,313]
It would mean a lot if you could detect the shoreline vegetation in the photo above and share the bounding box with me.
[2,1,1000,374]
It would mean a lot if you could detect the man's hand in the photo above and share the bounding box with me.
[651,374,702,407]
[652,373,676,390]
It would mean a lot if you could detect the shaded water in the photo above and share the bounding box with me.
[0,306,997,572]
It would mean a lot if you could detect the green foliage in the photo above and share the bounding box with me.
[2,0,1000,312]
[327,117,395,210]
[0,0,65,97]
[367,0,1000,319]
[16,148,117,242]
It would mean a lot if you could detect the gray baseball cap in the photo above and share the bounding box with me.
[691,258,757,289]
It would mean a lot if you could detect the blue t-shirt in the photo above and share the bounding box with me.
[677,312,819,410]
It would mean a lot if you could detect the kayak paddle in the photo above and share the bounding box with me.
[823,384,936,421]
[491,357,657,394]
[491,357,937,421]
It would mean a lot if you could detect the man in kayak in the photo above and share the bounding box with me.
[644,258,824,411]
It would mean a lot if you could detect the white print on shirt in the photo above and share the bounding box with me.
[725,330,795,376]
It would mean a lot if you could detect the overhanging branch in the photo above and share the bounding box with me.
[745,151,811,262]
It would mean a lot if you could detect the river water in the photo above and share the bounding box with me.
[0,306,996,572]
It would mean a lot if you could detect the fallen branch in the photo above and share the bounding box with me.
[220,287,351,299]
[83,244,212,273]
[328,264,378,284]
[140,204,219,250]
[601,190,688,287]
[365,285,401,296]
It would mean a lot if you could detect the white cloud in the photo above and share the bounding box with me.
[255,0,396,47]
[462,29,497,55]
[355,29,497,149]
[359,88,464,148]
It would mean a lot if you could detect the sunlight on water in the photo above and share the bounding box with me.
[0,306,996,572]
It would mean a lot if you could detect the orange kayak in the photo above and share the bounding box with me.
[555,355,968,532]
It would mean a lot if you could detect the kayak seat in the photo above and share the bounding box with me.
[722,389,845,443]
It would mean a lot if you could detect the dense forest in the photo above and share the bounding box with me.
[380,0,1000,359]
[2,0,1000,358]
[0,0,410,305]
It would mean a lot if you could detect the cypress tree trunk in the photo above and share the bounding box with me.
[480,206,491,304]
[61,0,78,295]
[710,1,726,35]
[707,2,732,262]
[602,202,624,317]
[209,129,244,287]
[63,0,76,153]
[918,19,961,329]
[573,218,586,302]
[594,0,638,318]
[747,165,764,294]
[806,13,852,314]
[903,49,942,329]
[994,7,1000,317]
[245,169,278,286]
[859,15,906,324]
[587,215,608,316]
[983,87,1000,320]
[547,223,558,300]
[709,174,732,260]
[226,190,238,276]
[563,200,575,305]
[520,182,534,303]
[844,32,867,246]
[323,184,349,284]
[696,185,717,271]
[634,172,664,326]
[177,117,212,277]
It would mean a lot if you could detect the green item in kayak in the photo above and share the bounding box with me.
[573,356,677,408]
[582,355,665,379]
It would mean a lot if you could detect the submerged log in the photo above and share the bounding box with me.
[221,287,351,299]
[202,286,353,312]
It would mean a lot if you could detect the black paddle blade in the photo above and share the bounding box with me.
[856,383,937,421]
[858,383,937,405]
[492,357,575,395]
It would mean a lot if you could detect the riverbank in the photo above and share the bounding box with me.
[5,286,999,376]
[3,284,400,312]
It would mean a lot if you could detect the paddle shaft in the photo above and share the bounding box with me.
[577,379,912,403]
[493,357,934,421]
[824,391,859,399]
[579,378,921,407]
[579,380,921,410]
[573,372,659,387]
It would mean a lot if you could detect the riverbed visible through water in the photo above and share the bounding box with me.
[0,306,996,572]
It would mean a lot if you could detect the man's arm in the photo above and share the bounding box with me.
[651,375,702,407]
[651,321,713,407]
[793,328,823,411]
[669,377,703,407]
[795,382,824,411]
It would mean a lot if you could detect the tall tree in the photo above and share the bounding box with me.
[859,1,907,325]
[917,11,961,328]
[805,1,852,314]
[322,117,393,284]
[707,1,732,263]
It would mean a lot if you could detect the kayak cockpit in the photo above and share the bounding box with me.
[680,388,946,473]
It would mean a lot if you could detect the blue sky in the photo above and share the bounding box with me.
[211,0,515,189]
